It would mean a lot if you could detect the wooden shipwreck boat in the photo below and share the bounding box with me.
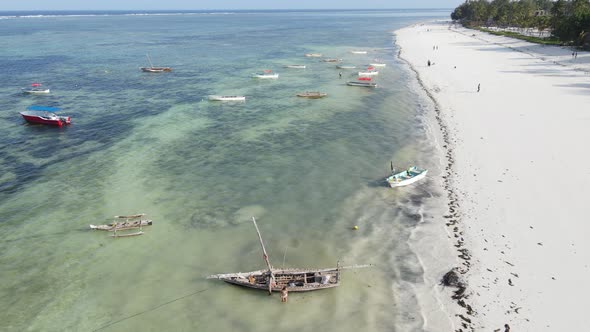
[90,213,152,238]
[207,217,342,293]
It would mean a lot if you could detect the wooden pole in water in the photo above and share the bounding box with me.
[251,217,275,294]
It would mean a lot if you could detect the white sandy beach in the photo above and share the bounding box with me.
[397,21,590,331]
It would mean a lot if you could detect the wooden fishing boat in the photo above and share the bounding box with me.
[369,63,386,67]
[208,95,246,102]
[386,165,428,187]
[336,64,356,69]
[90,213,152,238]
[140,54,172,73]
[347,79,377,87]
[296,91,327,99]
[350,50,367,54]
[20,106,70,127]
[22,83,50,94]
[304,53,322,57]
[358,70,379,76]
[207,217,343,293]
[284,64,306,69]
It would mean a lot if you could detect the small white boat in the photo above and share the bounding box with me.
[337,65,356,69]
[208,95,246,102]
[321,58,342,63]
[253,70,279,79]
[351,50,367,54]
[284,64,306,69]
[386,166,428,187]
[369,63,387,67]
[22,83,50,94]
[358,71,379,76]
[305,53,322,57]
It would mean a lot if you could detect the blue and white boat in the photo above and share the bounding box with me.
[386,166,428,187]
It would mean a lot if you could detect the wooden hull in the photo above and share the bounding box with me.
[90,219,153,231]
[23,89,50,94]
[297,92,327,99]
[386,168,428,187]
[141,67,172,73]
[208,267,340,292]
[347,81,377,87]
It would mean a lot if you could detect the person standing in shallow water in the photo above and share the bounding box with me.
[280,286,288,303]
[477,83,481,92]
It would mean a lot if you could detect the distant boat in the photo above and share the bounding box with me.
[208,95,246,102]
[296,91,327,99]
[19,106,71,127]
[321,58,342,63]
[336,65,356,69]
[22,83,50,94]
[386,166,428,187]
[140,54,172,73]
[284,64,306,69]
[346,80,377,87]
[358,66,379,76]
[90,214,153,238]
[253,70,279,79]
[350,50,367,54]
[369,63,386,67]
[304,53,322,57]
[207,217,342,293]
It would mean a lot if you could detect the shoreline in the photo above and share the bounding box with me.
[396,20,590,331]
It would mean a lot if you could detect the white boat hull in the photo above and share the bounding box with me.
[386,168,428,187]
[208,95,246,101]
[253,74,279,79]
[358,71,379,76]
[370,63,386,67]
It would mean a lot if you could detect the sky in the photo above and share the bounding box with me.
[0,0,463,11]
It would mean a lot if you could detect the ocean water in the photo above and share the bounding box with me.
[0,9,450,331]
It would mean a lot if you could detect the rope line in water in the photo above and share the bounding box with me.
[93,288,209,331]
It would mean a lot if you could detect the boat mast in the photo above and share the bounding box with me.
[146,54,154,68]
[251,217,275,294]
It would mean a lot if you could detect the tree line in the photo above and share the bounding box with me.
[451,0,590,47]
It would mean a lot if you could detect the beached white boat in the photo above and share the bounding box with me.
[284,64,306,69]
[351,50,367,54]
[304,53,322,57]
[336,65,356,69]
[386,166,428,187]
[253,70,279,79]
[208,95,246,102]
[358,70,379,76]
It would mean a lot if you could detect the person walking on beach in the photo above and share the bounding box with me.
[427,60,431,67]
[280,286,288,303]
[477,83,481,92]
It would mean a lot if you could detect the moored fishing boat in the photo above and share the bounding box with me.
[336,64,356,69]
[284,64,306,69]
[347,77,377,87]
[22,83,50,94]
[19,106,71,127]
[358,70,379,76]
[304,53,322,57]
[350,50,367,54]
[369,63,387,67]
[207,217,344,293]
[208,95,246,102]
[90,214,153,238]
[321,58,342,63]
[296,91,328,99]
[386,165,428,187]
[140,54,172,73]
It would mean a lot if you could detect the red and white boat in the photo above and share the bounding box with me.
[22,83,50,94]
[20,106,71,127]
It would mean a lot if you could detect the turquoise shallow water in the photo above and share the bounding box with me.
[0,10,449,331]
